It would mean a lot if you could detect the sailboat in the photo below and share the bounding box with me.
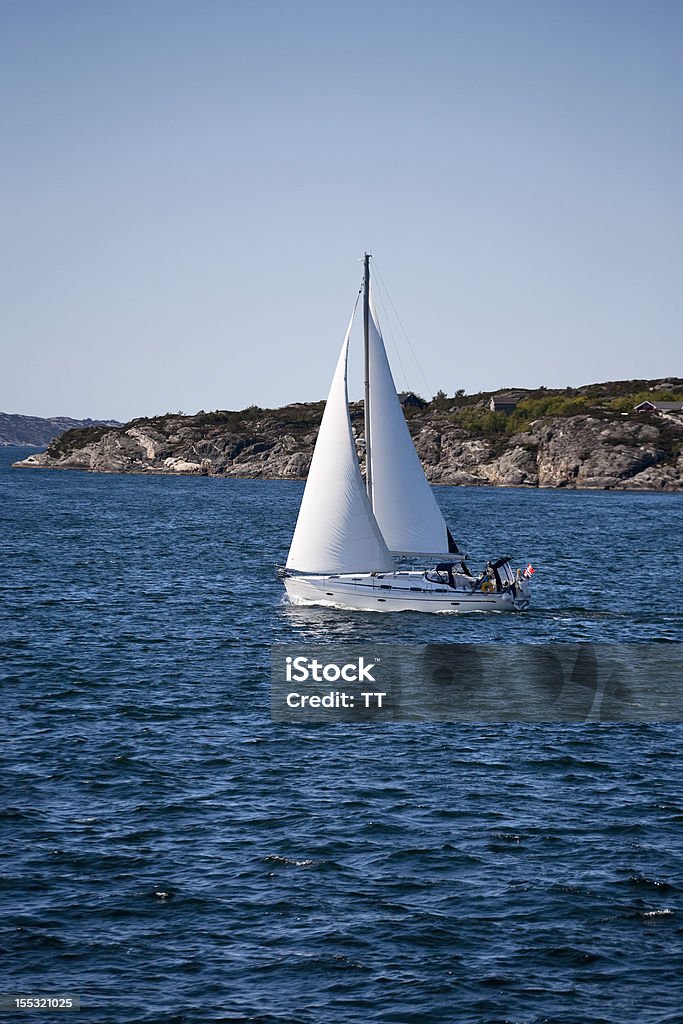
[279,255,533,613]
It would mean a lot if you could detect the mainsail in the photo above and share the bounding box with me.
[366,285,455,557]
[286,315,394,575]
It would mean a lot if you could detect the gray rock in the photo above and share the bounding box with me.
[13,402,683,491]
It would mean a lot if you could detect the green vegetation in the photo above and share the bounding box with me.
[429,381,683,440]
[432,396,594,439]
[48,424,115,457]
[506,395,593,431]
[431,390,450,411]
[451,409,509,436]
[605,390,683,413]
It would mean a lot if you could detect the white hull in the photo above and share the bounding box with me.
[284,571,531,614]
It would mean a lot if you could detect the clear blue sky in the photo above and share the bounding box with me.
[1,0,680,420]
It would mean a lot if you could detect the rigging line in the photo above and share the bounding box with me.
[372,260,434,400]
[361,253,407,388]
[371,273,410,393]
[343,280,363,341]
[346,280,363,370]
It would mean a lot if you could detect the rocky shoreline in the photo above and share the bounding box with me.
[13,389,683,491]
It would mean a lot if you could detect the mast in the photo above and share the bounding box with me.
[363,252,372,502]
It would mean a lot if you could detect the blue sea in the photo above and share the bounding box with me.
[1,445,682,1023]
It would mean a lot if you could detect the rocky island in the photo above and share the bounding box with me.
[13,379,683,491]
[0,412,121,447]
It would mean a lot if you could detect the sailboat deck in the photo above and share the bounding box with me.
[305,570,486,594]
